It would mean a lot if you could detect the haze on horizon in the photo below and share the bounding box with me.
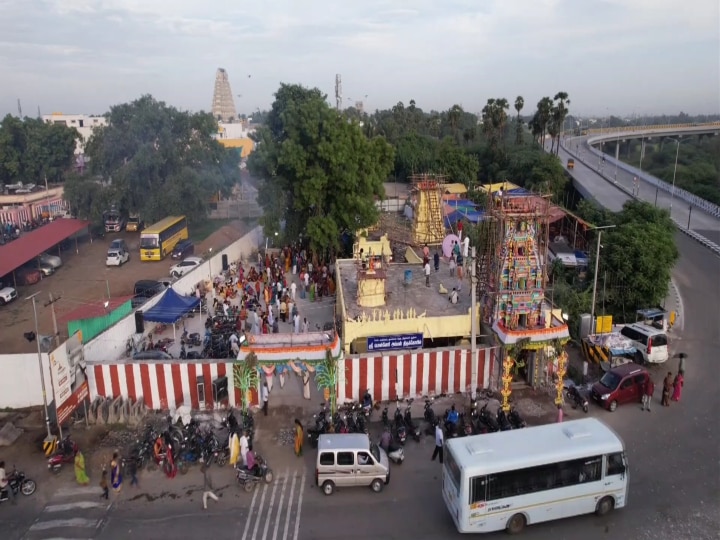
[1,0,718,118]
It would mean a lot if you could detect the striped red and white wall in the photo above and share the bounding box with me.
[88,361,259,411]
[0,206,31,224]
[338,347,497,404]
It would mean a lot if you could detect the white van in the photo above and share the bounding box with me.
[619,323,669,364]
[316,433,390,496]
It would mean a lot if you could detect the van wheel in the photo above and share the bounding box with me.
[609,400,618,412]
[506,513,526,534]
[634,352,644,365]
[596,496,614,516]
[322,480,335,496]
[370,478,384,493]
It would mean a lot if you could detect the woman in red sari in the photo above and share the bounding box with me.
[671,370,684,401]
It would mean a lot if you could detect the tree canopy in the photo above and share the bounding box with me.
[0,114,78,185]
[64,95,239,225]
[248,83,394,253]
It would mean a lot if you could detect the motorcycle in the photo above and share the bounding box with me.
[508,407,527,429]
[458,412,474,436]
[0,466,36,502]
[48,436,78,473]
[379,431,404,465]
[479,404,500,432]
[381,406,389,427]
[496,408,513,431]
[393,402,407,445]
[236,454,273,493]
[403,399,421,442]
[362,390,373,418]
[566,383,589,413]
[423,397,436,425]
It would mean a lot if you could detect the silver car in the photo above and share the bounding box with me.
[38,252,62,269]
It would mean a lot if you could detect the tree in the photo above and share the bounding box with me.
[248,83,394,254]
[550,92,571,154]
[0,114,78,185]
[514,96,524,145]
[71,95,239,225]
[535,97,554,146]
[436,137,480,187]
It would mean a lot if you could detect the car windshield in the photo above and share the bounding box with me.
[600,371,622,390]
[140,236,158,248]
[370,443,381,462]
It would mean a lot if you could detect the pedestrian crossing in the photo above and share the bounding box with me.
[23,485,110,540]
[240,468,307,540]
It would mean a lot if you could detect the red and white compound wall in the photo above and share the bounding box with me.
[338,347,497,403]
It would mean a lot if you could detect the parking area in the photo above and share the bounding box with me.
[0,220,253,354]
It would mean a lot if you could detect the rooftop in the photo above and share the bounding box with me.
[337,259,472,320]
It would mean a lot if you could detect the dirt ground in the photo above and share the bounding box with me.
[0,219,253,354]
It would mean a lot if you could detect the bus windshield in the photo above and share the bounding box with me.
[140,236,159,249]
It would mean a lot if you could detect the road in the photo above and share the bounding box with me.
[6,152,719,540]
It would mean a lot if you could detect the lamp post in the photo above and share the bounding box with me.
[590,225,616,331]
[26,292,54,441]
[208,247,213,280]
[664,137,681,211]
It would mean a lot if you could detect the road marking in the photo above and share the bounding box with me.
[251,484,269,540]
[261,469,283,540]
[282,471,298,540]
[45,501,106,512]
[240,480,260,540]
[28,518,100,531]
[292,474,306,540]
[53,486,99,498]
[271,469,290,540]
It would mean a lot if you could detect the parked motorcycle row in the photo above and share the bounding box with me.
[199,315,240,359]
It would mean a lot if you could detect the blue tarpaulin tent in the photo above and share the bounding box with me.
[444,208,484,226]
[444,199,479,208]
[143,288,200,323]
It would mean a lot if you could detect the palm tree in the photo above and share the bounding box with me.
[552,92,571,154]
[481,98,496,144]
[536,97,554,146]
[493,98,510,147]
[447,104,464,142]
[514,96,524,145]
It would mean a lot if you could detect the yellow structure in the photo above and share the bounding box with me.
[354,232,392,262]
[218,138,254,158]
[357,269,386,308]
[444,183,468,195]
[480,182,521,194]
[410,174,446,245]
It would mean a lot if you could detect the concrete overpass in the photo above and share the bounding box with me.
[556,124,720,254]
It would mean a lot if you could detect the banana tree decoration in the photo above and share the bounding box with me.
[501,338,530,412]
[233,351,259,410]
[551,338,569,406]
[315,349,341,416]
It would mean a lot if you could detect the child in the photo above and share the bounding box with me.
[99,468,109,500]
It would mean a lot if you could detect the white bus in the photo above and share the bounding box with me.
[442,418,628,535]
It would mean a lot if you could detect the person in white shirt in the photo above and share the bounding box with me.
[293,313,300,334]
[302,317,309,333]
[431,424,444,463]
[261,382,269,416]
[229,333,240,356]
[239,430,250,465]
[449,288,458,304]
[290,281,297,301]
[424,261,431,287]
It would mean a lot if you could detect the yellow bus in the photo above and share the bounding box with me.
[139,216,189,261]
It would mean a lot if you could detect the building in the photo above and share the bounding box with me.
[478,192,570,390]
[0,185,68,224]
[42,113,107,154]
[215,122,255,158]
[211,68,238,123]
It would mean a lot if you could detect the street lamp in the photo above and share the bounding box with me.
[664,137,682,211]
[208,247,213,280]
[589,225,617,331]
[26,292,54,440]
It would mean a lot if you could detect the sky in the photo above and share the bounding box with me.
[0,0,718,118]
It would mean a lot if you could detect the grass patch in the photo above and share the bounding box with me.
[190,218,233,242]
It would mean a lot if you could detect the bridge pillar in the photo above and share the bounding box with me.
[615,142,620,160]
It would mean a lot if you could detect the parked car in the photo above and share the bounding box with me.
[38,252,62,269]
[109,239,128,252]
[618,324,669,364]
[106,248,130,266]
[133,279,167,298]
[131,294,149,309]
[591,363,649,412]
[35,261,55,276]
[171,239,194,260]
[16,267,42,285]
[126,216,144,232]
[0,285,18,305]
[169,256,203,278]
[133,350,173,360]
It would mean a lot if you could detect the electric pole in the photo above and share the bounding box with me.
[470,246,478,388]
[45,293,62,348]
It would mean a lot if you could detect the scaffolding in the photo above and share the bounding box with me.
[409,173,446,245]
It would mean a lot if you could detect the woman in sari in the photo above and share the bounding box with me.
[229,431,240,467]
[110,452,122,493]
[74,451,89,485]
[294,419,304,457]
[671,370,684,401]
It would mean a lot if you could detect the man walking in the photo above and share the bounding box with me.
[424,260,431,287]
[261,382,270,416]
[641,377,655,411]
[431,423,444,464]
[202,467,219,510]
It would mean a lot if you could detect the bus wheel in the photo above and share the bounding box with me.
[506,513,526,535]
[596,496,614,516]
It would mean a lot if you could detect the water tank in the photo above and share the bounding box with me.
[404,270,413,284]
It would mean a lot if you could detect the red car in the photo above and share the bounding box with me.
[16,267,42,285]
[591,363,649,412]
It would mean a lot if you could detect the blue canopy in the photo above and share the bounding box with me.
[445,199,478,208]
[142,288,200,324]
[444,208,484,226]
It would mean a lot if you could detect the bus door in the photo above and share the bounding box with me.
[603,452,628,507]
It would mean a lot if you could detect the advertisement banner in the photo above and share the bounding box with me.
[56,381,89,425]
[49,331,87,421]
[367,333,423,352]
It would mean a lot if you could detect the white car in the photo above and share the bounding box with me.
[106,249,130,266]
[169,256,203,278]
[0,286,18,306]
[37,261,55,276]
[38,252,62,268]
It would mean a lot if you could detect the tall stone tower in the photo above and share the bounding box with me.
[212,68,237,123]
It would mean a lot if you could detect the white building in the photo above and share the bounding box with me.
[42,113,107,154]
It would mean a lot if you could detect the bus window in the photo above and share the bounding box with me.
[444,451,462,492]
[469,476,487,504]
[606,452,626,477]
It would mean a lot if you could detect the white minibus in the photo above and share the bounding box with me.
[442,418,628,534]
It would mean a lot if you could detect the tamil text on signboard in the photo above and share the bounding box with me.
[367,333,423,352]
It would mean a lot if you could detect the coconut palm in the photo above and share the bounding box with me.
[514,96,524,145]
